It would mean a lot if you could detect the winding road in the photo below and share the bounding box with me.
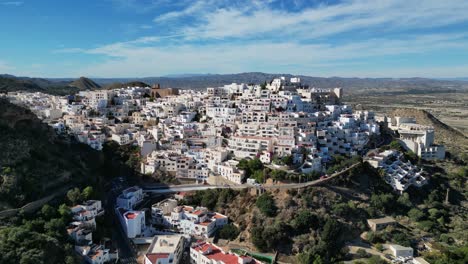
[143,163,360,194]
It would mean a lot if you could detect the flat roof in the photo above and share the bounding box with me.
[147,235,184,254]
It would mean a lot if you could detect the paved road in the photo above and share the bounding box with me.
[143,163,360,194]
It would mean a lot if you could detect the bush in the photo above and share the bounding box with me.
[292,210,317,234]
[356,248,369,258]
[375,243,384,252]
[408,208,425,221]
[218,224,240,240]
[256,193,277,217]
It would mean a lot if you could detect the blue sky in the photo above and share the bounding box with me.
[1,0,468,78]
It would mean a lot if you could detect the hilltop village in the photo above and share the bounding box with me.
[3,77,451,264]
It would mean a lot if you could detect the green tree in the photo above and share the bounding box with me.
[66,187,82,205]
[292,210,317,234]
[41,204,57,220]
[408,208,425,221]
[281,155,294,166]
[218,224,240,240]
[375,243,384,252]
[81,186,94,200]
[201,190,217,210]
[255,193,277,217]
[58,203,71,222]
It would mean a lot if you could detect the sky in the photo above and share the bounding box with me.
[1,0,468,78]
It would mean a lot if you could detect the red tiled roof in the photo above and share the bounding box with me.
[192,210,204,216]
[146,253,170,264]
[212,213,227,219]
[193,243,240,264]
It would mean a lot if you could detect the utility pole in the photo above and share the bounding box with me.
[444,188,450,205]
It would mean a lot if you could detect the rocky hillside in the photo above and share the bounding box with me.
[69,76,101,90]
[390,108,468,153]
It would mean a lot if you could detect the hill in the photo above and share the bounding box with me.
[0,76,44,93]
[89,72,468,91]
[390,108,468,154]
[69,76,101,90]
[0,99,134,210]
[104,81,151,89]
[3,72,468,93]
[0,75,82,95]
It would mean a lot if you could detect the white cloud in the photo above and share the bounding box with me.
[66,32,468,78]
[44,0,468,77]
[178,0,468,40]
[0,61,13,72]
[153,0,209,23]
[0,1,23,6]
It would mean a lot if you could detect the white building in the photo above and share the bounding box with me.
[366,150,428,193]
[398,123,445,160]
[116,186,144,210]
[216,160,245,184]
[389,244,414,258]
[190,241,260,264]
[144,235,185,264]
[120,210,146,238]
[152,203,228,238]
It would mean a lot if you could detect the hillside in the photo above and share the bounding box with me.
[69,76,101,90]
[104,81,150,89]
[0,99,132,210]
[0,76,44,93]
[183,160,467,263]
[390,108,468,153]
[0,75,82,95]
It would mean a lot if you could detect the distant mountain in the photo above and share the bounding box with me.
[2,72,468,94]
[69,76,101,90]
[0,76,44,93]
[87,72,468,91]
[162,73,213,78]
[104,81,151,90]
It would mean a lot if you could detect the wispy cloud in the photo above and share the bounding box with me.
[43,0,468,77]
[153,0,206,22]
[64,32,468,77]
[1,1,23,6]
[176,0,468,40]
[0,61,14,72]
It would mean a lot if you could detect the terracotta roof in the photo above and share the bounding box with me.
[212,213,227,219]
[192,243,240,264]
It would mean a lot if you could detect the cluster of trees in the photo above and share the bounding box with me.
[237,158,264,179]
[238,157,322,184]
[255,193,277,217]
[66,186,94,205]
[0,203,77,264]
[295,218,345,263]
[181,188,238,211]
[217,224,240,240]
[326,155,362,175]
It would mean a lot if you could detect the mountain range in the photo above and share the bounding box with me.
[1,72,468,95]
